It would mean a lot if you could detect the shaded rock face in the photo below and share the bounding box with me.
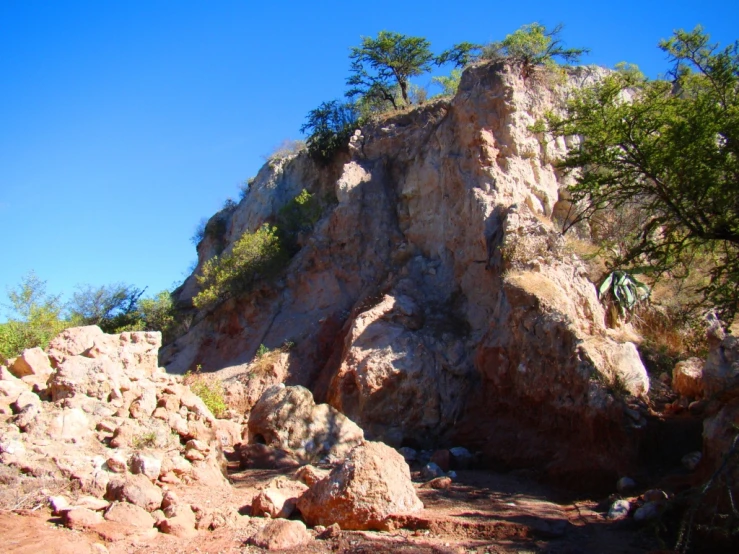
[297,441,423,530]
[164,62,646,485]
[247,385,364,464]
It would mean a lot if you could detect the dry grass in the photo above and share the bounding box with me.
[0,466,70,512]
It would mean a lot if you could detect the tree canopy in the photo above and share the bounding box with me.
[549,26,739,321]
[484,23,588,73]
[346,31,434,109]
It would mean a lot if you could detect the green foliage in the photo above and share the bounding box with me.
[436,42,482,68]
[483,23,588,74]
[276,189,321,252]
[346,31,434,109]
[137,291,178,343]
[131,431,158,450]
[301,100,360,163]
[186,367,227,419]
[0,271,66,363]
[193,224,288,310]
[548,26,739,322]
[68,283,146,333]
[255,343,270,358]
[599,270,649,315]
[433,69,462,97]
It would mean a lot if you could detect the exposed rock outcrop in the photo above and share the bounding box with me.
[164,61,648,485]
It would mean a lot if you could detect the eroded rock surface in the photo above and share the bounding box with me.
[164,61,648,485]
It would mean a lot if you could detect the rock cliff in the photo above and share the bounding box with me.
[163,61,648,487]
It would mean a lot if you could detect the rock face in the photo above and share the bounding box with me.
[163,61,648,484]
[297,441,423,530]
[247,385,364,463]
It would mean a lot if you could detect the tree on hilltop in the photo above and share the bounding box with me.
[548,26,739,322]
[346,31,434,109]
[484,23,588,74]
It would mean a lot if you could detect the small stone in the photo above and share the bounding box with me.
[398,447,417,463]
[430,449,450,472]
[48,495,70,515]
[449,446,473,469]
[607,499,631,520]
[682,451,702,471]
[62,507,104,529]
[249,519,312,550]
[634,501,664,522]
[295,465,329,487]
[616,476,636,494]
[422,476,452,490]
[421,462,444,480]
[74,495,110,511]
[318,522,341,539]
[130,452,162,481]
[251,489,295,519]
[104,502,155,529]
[158,504,198,538]
[105,453,128,473]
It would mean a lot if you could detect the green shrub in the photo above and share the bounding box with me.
[189,379,227,418]
[276,189,321,252]
[301,100,360,164]
[193,224,288,310]
[0,272,66,363]
[432,69,462,96]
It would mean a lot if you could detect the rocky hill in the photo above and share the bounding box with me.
[162,60,649,488]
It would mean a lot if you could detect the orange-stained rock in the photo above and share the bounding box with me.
[672,358,704,399]
[297,441,423,530]
[248,519,312,550]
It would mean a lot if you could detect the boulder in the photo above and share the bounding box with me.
[248,385,364,464]
[104,502,155,529]
[672,358,704,399]
[251,488,295,519]
[9,347,53,379]
[47,325,105,366]
[607,499,631,521]
[105,474,163,512]
[62,507,104,529]
[248,519,312,551]
[158,504,198,538]
[297,441,423,530]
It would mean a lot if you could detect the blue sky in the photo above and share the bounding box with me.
[1,0,737,316]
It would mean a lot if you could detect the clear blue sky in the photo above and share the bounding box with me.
[1,0,737,315]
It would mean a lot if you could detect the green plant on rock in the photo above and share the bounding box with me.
[276,189,321,252]
[599,270,649,324]
[301,100,360,164]
[432,69,462,97]
[193,224,288,310]
[483,23,588,75]
[184,364,227,419]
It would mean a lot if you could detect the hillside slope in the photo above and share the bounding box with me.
[163,61,648,487]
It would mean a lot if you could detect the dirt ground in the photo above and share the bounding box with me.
[0,461,671,554]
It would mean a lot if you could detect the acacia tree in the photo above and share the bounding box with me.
[484,23,588,74]
[346,31,434,109]
[549,27,739,321]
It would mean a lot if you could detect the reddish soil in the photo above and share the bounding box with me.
[1,463,667,554]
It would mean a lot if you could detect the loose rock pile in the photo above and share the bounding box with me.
[0,326,234,538]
